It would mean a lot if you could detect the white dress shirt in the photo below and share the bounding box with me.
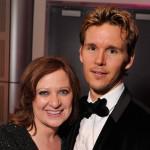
[73,83,125,150]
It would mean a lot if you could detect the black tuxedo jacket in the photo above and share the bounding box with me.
[64,89,150,150]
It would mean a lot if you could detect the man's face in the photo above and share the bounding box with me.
[80,23,134,100]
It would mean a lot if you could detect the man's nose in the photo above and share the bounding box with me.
[95,50,106,65]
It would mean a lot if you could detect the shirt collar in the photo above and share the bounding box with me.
[87,83,125,112]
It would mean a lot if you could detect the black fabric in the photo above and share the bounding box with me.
[64,88,150,150]
[0,123,66,150]
[0,123,38,150]
[81,98,109,118]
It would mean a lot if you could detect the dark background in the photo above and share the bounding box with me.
[46,2,150,108]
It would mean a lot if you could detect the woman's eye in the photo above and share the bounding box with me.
[59,89,69,96]
[38,91,49,96]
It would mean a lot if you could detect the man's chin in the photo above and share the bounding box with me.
[90,85,110,95]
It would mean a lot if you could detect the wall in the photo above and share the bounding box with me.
[32,0,46,59]
[32,0,150,59]
[53,0,150,5]
[0,0,10,124]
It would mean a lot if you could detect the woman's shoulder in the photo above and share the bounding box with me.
[0,123,26,136]
[0,123,37,150]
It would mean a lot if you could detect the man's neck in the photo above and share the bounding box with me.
[89,81,124,102]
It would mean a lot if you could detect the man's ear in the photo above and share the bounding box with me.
[125,54,135,70]
[79,46,83,63]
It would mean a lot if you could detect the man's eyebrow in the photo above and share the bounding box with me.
[106,45,123,51]
[84,43,97,47]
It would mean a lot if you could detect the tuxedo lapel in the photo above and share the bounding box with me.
[93,116,115,150]
[93,89,131,150]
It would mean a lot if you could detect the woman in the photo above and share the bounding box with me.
[0,56,80,150]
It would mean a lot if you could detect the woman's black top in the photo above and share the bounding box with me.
[0,123,38,150]
[0,123,67,150]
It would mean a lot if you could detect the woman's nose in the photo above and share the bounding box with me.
[48,94,61,108]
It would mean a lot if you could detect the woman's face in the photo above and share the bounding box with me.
[33,69,73,130]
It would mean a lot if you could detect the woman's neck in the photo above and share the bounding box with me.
[28,125,61,150]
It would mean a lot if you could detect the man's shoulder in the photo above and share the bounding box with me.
[119,97,150,131]
[121,88,150,116]
[112,88,150,128]
[129,98,150,120]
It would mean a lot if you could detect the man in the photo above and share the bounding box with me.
[65,6,150,150]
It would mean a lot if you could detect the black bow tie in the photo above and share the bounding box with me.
[81,98,109,118]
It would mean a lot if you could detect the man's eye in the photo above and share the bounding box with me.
[87,46,96,51]
[38,91,49,96]
[108,48,118,54]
